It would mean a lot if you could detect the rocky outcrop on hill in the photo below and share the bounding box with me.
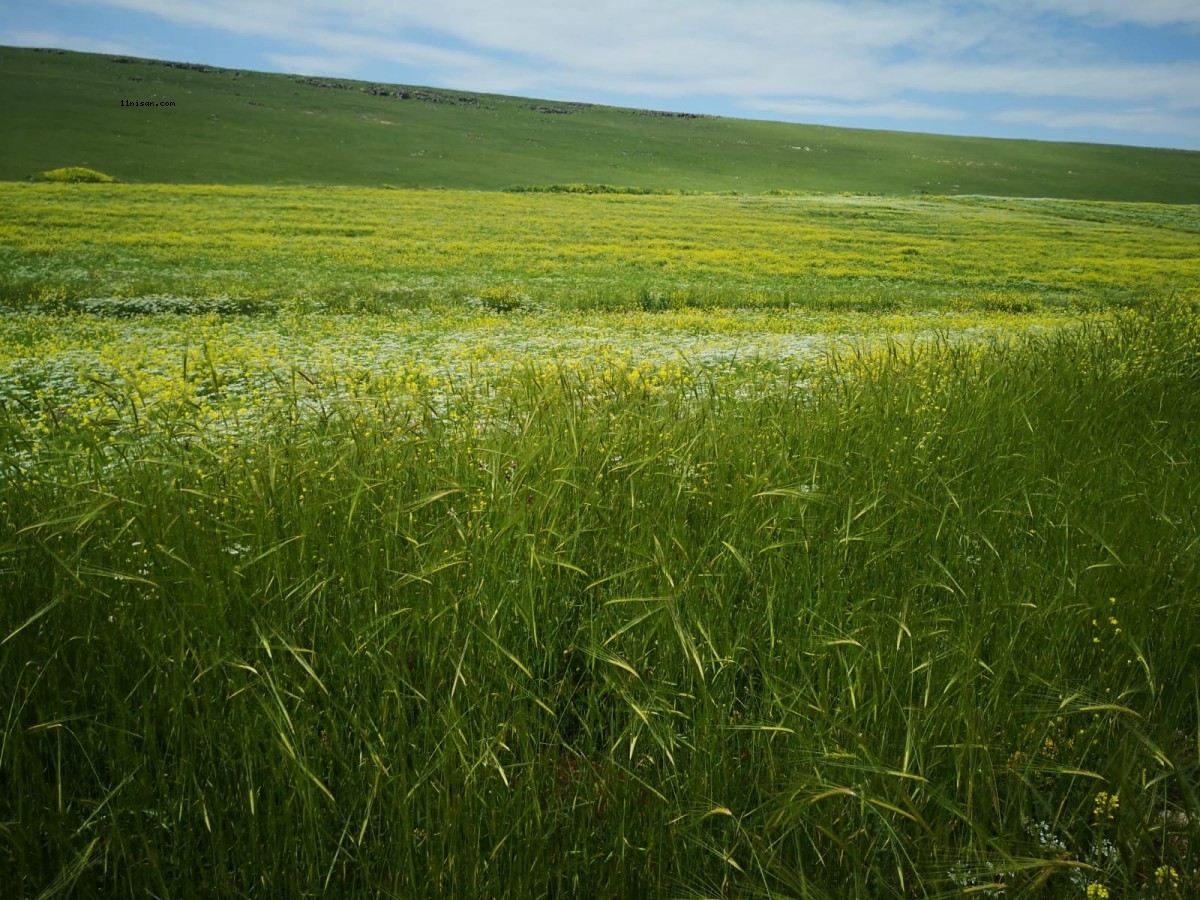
[627,109,709,119]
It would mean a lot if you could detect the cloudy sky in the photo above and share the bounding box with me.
[4,0,1200,149]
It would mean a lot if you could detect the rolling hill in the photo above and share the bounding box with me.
[3,45,1200,201]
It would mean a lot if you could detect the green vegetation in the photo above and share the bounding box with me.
[2,298,1199,897]
[34,166,115,183]
[0,184,1198,898]
[2,184,1198,314]
[2,44,1199,897]
[503,183,694,195]
[3,46,1200,201]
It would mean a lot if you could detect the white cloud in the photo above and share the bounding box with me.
[261,54,361,77]
[996,106,1200,138]
[998,0,1200,28]
[74,0,305,39]
[895,61,1200,108]
[2,28,139,56]
[40,0,1200,146]
[747,98,966,122]
[76,1,1199,104]
[86,0,530,82]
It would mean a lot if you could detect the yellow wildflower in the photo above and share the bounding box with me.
[1155,865,1179,891]
[1093,791,1119,820]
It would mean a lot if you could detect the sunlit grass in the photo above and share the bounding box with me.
[1,182,1198,895]
[2,185,1198,313]
[0,304,1082,467]
[2,296,1198,897]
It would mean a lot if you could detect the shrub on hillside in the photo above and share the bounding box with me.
[36,167,116,183]
[503,183,684,195]
[469,284,536,313]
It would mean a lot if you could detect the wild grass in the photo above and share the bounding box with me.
[3,43,1198,898]
[2,298,1198,897]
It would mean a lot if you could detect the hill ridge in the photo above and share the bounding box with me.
[3,45,1200,201]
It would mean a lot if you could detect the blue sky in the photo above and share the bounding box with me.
[4,0,1200,150]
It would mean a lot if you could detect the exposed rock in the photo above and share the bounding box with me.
[628,109,708,119]
[162,61,214,73]
[292,76,351,90]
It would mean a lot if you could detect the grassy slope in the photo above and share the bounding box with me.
[4,46,1200,201]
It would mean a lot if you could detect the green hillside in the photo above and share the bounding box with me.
[3,45,1200,201]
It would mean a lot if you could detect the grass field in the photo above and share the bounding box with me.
[4,184,1198,316]
[4,46,1200,201]
[1,177,1199,896]
[4,43,1200,894]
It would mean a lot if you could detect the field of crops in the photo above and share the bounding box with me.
[2,184,1199,897]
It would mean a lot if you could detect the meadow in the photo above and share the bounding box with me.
[1,182,1199,897]
[4,184,1199,314]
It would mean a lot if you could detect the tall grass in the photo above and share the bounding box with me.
[2,300,1198,897]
